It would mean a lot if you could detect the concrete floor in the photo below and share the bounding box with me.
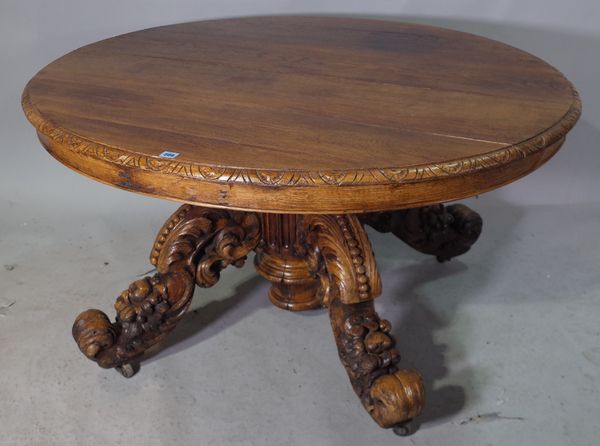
[1,195,599,445]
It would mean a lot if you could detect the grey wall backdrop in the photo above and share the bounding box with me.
[0,2,598,446]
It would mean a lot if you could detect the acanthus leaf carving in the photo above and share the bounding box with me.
[72,205,260,369]
[361,203,482,262]
[302,213,425,428]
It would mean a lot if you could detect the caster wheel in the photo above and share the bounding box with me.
[115,362,139,378]
[393,421,415,437]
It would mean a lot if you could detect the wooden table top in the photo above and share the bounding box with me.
[22,16,580,213]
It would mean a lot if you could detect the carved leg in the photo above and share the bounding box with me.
[362,203,482,262]
[303,215,425,429]
[72,205,260,372]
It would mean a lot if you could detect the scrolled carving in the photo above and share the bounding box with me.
[362,203,482,262]
[370,370,425,428]
[72,309,116,359]
[303,214,381,306]
[328,296,425,428]
[303,214,425,428]
[72,205,260,369]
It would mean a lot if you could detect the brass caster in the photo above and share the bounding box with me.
[115,362,139,378]
[393,420,415,437]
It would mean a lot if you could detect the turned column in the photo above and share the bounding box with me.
[254,214,322,311]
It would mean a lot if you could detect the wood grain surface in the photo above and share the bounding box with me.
[22,16,581,213]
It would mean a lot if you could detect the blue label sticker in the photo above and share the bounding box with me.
[159,151,180,159]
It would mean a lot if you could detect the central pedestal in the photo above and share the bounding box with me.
[254,214,322,311]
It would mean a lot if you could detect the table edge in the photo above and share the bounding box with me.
[21,85,581,190]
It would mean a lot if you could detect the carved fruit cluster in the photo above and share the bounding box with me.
[336,303,425,427]
[115,275,172,351]
[341,310,400,379]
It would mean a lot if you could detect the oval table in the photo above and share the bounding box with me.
[22,16,580,434]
